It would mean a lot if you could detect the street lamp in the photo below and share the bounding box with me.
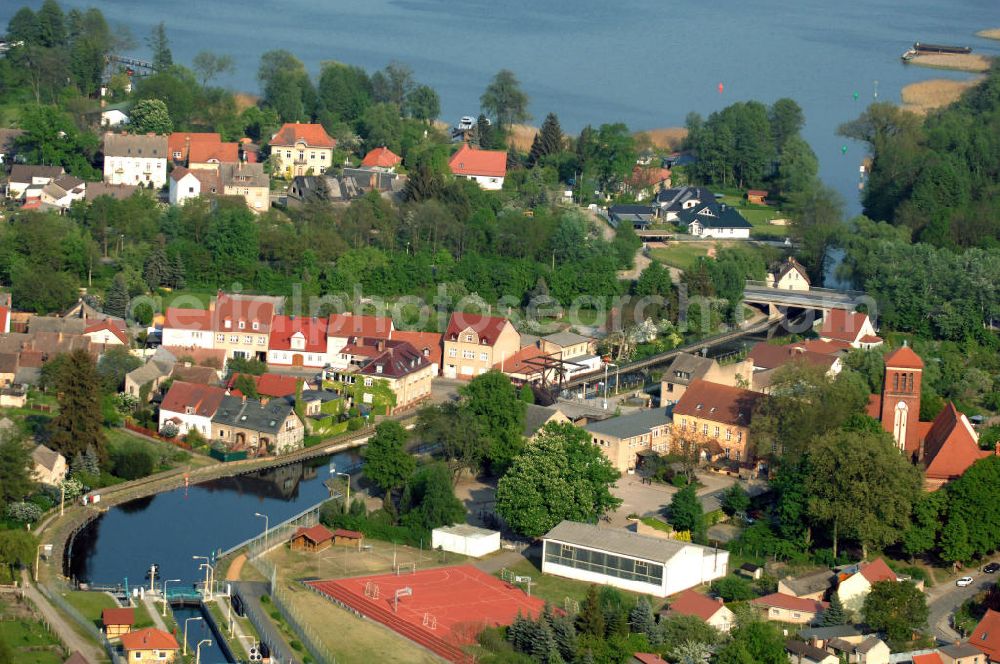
[161,578,180,617]
[192,556,214,599]
[34,544,50,582]
[602,362,619,410]
[254,512,269,553]
[330,466,351,510]
[182,616,202,655]
[195,638,212,664]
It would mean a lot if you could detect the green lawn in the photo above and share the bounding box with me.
[648,243,714,271]
[61,591,154,630]
[718,194,792,238]
[158,289,215,310]
[496,557,657,610]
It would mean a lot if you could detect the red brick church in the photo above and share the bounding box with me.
[866,344,991,490]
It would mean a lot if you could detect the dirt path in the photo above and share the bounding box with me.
[618,247,650,281]
[226,554,246,581]
[20,570,106,664]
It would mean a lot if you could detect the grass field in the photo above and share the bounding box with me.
[495,558,659,611]
[62,591,155,631]
[648,243,715,271]
[717,194,792,237]
[265,539,462,582]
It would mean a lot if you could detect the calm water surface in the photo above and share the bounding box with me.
[5,0,999,211]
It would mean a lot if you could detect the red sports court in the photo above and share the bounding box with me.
[308,565,547,663]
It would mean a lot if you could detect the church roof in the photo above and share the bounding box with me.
[921,403,987,480]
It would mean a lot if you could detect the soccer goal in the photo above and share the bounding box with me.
[395,562,416,576]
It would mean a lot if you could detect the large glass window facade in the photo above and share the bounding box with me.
[544,541,663,587]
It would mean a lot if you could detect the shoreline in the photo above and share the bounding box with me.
[905,53,994,73]
[976,28,1000,41]
[900,78,983,114]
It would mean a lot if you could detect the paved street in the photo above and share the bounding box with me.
[20,570,106,664]
[925,562,999,641]
[232,580,301,664]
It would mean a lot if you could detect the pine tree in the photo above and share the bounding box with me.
[550,614,578,662]
[821,592,848,626]
[629,597,656,637]
[83,445,100,475]
[604,604,627,638]
[148,22,172,71]
[577,649,595,664]
[529,618,557,662]
[104,273,129,319]
[508,612,530,652]
[520,384,535,404]
[528,113,563,166]
[49,350,108,464]
[144,243,169,290]
[576,586,604,638]
[167,254,186,290]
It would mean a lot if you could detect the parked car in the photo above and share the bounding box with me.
[984,562,1000,574]
[957,576,975,587]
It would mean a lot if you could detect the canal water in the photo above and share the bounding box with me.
[172,604,232,664]
[68,450,361,586]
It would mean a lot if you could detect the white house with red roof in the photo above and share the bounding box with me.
[326,314,394,368]
[168,167,220,206]
[750,592,828,624]
[360,146,402,172]
[158,381,227,437]
[82,320,128,346]
[970,609,1000,662]
[818,310,882,349]
[442,312,519,379]
[661,589,735,632]
[449,143,507,190]
[268,315,329,368]
[161,308,214,349]
[270,122,337,178]
[835,558,904,614]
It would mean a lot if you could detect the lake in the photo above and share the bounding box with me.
[4,0,997,209]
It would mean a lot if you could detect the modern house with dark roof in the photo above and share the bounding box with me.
[653,186,716,220]
[608,204,656,229]
[786,639,838,664]
[541,520,728,597]
[442,312,519,379]
[584,408,673,472]
[211,394,304,455]
[778,569,836,600]
[676,200,752,239]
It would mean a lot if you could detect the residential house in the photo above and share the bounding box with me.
[0,352,17,386]
[7,165,64,199]
[778,569,835,601]
[82,320,128,346]
[748,341,842,392]
[326,314,394,368]
[355,341,434,412]
[448,143,507,190]
[750,592,828,625]
[865,346,990,489]
[227,373,300,400]
[442,313,519,379]
[186,138,239,170]
[85,183,139,202]
[654,186,715,222]
[161,308,214,350]
[798,624,865,650]
[523,404,571,440]
[168,167,220,206]
[911,654,946,664]
[969,609,1000,662]
[835,558,900,614]
[534,331,601,381]
[169,363,219,386]
[24,175,87,211]
[219,161,270,212]
[212,292,279,361]
[270,122,337,177]
[360,146,402,171]
[31,445,67,486]
[542,520,727,597]
[389,330,443,375]
[494,344,554,385]
[677,200,752,239]
[124,360,174,399]
[101,607,135,638]
[660,353,752,406]
[660,589,735,632]
[158,381,227,438]
[786,640,839,664]
[167,132,225,165]
[267,314,328,368]
[671,380,762,465]
[583,408,673,472]
[342,167,403,194]
[827,636,891,664]
[765,257,810,291]
[119,628,179,663]
[290,524,334,553]
[285,173,370,205]
[631,655,668,664]
[818,310,883,349]
[102,133,168,188]
[211,394,304,455]
[938,642,989,664]
[608,204,656,230]
[625,165,671,201]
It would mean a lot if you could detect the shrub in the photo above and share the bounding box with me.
[159,423,178,439]
[260,594,270,604]
[290,640,303,651]
[111,441,156,480]
[6,502,43,523]
[346,417,364,432]
[710,576,756,601]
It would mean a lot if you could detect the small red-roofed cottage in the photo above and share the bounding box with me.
[661,589,735,632]
[360,146,402,171]
[101,606,135,638]
[443,312,519,379]
[290,524,334,553]
[836,558,902,614]
[631,654,669,664]
[818,310,883,349]
[83,320,128,346]
[970,609,1000,662]
[120,628,179,663]
[158,381,227,438]
[449,143,507,190]
[268,314,329,368]
[270,122,337,178]
[750,592,828,624]
[912,653,945,664]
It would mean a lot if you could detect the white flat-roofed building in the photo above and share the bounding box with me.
[431,524,501,558]
[541,520,728,598]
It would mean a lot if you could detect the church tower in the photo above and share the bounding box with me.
[880,344,923,454]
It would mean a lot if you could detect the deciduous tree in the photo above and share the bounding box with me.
[129,98,173,135]
[862,580,928,644]
[460,370,526,474]
[480,69,530,129]
[363,421,415,510]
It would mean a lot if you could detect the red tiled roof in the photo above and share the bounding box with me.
[270,123,336,149]
[859,334,883,344]
[120,628,179,651]
[187,141,239,164]
[168,132,222,159]
[446,313,512,346]
[672,379,762,428]
[160,381,226,417]
[327,314,393,339]
[796,339,852,355]
[268,315,328,353]
[750,592,828,614]
[665,589,726,621]
[820,310,874,344]
[334,528,363,539]
[0,305,9,332]
[168,167,221,192]
[970,609,1000,660]
[101,607,135,626]
[449,143,507,178]
[227,373,299,398]
[911,654,944,664]
[163,307,213,331]
[361,146,401,169]
[214,293,275,334]
[494,344,546,376]
[293,524,334,544]
[632,655,668,664]
[885,345,924,369]
[748,342,838,372]
[921,403,988,480]
[858,558,897,584]
[746,189,768,196]
[83,320,128,344]
[628,165,671,189]
[390,331,443,369]
[161,347,226,368]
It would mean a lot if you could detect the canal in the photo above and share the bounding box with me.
[172,604,232,664]
[67,449,361,587]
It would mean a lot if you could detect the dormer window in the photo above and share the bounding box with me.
[224,320,231,329]
[465,334,473,342]
[185,407,194,414]
[252,322,259,330]
[376,365,383,374]
[238,321,245,330]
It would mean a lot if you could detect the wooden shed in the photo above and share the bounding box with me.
[289,524,334,553]
[746,189,768,205]
[101,606,135,638]
[333,528,364,548]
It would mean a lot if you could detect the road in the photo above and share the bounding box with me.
[20,569,107,664]
[926,565,998,641]
[232,580,300,664]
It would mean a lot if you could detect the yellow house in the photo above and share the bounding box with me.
[750,592,827,624]
[356,341,436,412]
[219,162,270,212]
[269,123,337,178]
[442,313,520,379]
[583,409,673,472]
[671,380,762,464]
[120,628,179,663]
[661,353,753,406]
